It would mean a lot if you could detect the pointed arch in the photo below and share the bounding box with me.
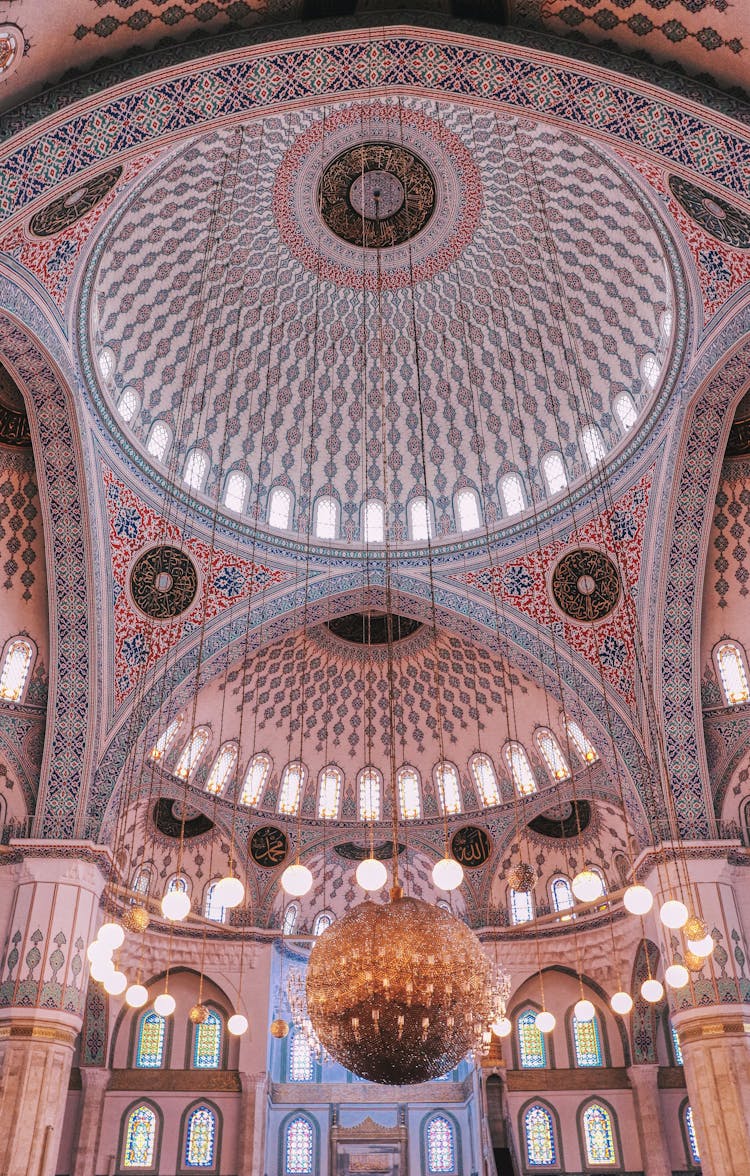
[118,1100,161,1172]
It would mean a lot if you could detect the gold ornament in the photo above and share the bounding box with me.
[506,863,536,893]
[305,893,496,1084]
[189,1003,209,1024]
[684,950,704,972]
[270,1018,290,1039]
[684,915,707,941]
[122,905,151,934]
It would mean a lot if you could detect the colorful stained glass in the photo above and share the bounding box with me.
[685,1104,700,1164]
[583,1103,617,1165]
[285,1115,313,1174]
[671,1023,684,1065]
[136,1012,166,1068]
[524,1104,556,1166]
[518,1010,546,1069]
[289,1031,314,1081]
[551,877,574,914]
[426,1115,455,1173]
[193,1011,222,1069]
[573,1014,603,1067]
[123,1104,156,1168]
[184,1105,216,1168]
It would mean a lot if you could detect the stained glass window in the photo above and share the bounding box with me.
[359,767,382,821]
[289,1031,314,1081]
[542,452,567,495]
[671,1023,683,1065]
[524,1104,556,1167]
[470,754,500,807]
[149,714,182,761]
[174,728,210,780]
[716,641,750,706]
[135,1012,166,1068]
[398,767,422,819]
[123,1104,156,1168]
[0,638,33,701]
[501,472,525,516]
[279,762,305,816]
[282,903,299,936]
[573,1014,603,1067]
[535,729,570,782]
[518,1010,546,1069]
[193,1011,222,1069]
[318,766,342,819]
[456,487,481,532]
[146,420,171,461]
[504,742,537,796]
[363,499,385,543]
[426,1115,455,1173]
[551,877,574,916]
[565,719,598,763]
[184,1104,216,1168]
[224,470,248,512]
[240,753,270,807]
[435,762,462,815]
[510,888,534,925]
[582,1103,617,1165]
[285,1115,313,1174]
[205,742,238,796]
[685,1104,700,1164]
[132,866,152,897]
[313,911,333,936]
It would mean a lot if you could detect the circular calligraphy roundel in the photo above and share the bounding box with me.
[550,549,620,622]
[130,545,198,620]
[319,143,436,248]
[450,825,493,868]
[29,167,123,238]
[668,175,750,250]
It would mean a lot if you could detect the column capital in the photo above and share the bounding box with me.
[672,1003,750,1044]
[78,1065,111,1091]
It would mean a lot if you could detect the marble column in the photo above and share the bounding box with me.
[0,842,108,1176]
[626,1064,672,1176]
[72,1066,110,1176]
[237,1071,268,1176]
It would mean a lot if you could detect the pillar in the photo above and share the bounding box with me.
[72,1067,110,1176]
[626,1064,672,1176]
[0,842,108,1176]
[237,1071,268,1176]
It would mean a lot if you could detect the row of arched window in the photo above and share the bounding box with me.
[0,636,35,703]
[276,1111,459,1175]
[281,905,334,938]
[132,868,236,925]
[150,717,599,817]
[521,1098,699,1169]
[509,869,608,926]
[133,1005,225,1069]
[120,1100,219,1171]
[512,1005,683,1071]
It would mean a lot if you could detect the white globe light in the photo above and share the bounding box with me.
[535,1010,556,1033]
[153,993,176,1017]
[281,863,313,897]
[571,870,601,903]
[641,978,664,1003]
[687,933,714,958]
[574,998,595,1022]
[161,890,191,921]
[86,940,112,965]
[665,964,690,989]
[432,857,464,892]
[610,991,634,1015]
[125,983,149,1008]
[97,922,125,949]
[660,899,689,929]
[227,1013,249,1036]
[90,957,115,984]
[214,875,245,909]
[103,970,128,996]
[356,857,387,892]
[491,1016,512,1038]
[623,885,653,916]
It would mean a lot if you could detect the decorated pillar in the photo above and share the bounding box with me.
[72,1067,110,1176]
[237,1071,268,1176]
[0,842,108,1176]
[626,1064,672,1176]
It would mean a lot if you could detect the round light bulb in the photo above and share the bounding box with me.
[153,993,176,1017]
[125,983,149,1008]
[665,963,690,989]
[103,970,127,996]
[227,1013,249,1036]
[623,885,653,916]
[571,869,602,903]
[687,933,714,958]
[90,957,115,984]
[356,857,387,892]
[574,998,595,1022]
[214,875,245,909]
[535,1010,556,1033]
[660,899,689,929]
[491,1016,512,1038]
[281,863,313,897]
[641,978,664,1003]
[97,922,125,949]
[161,890,191,921]
[610,991,634,1016]
[86,940,112,965]
[432,857,464,892]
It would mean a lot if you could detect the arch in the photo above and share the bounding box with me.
[397,765,422,819]
[146,419,172,461]
[279,761,305,816]
[117,385,140,423]
[131,864,153,899]
[313,494,339,540]
[268,485,293,530]
[569,1008,605,1068]
[204,741,238,796]
[549,876,574,917]
[117,1099,162,1173]
[435,761,462,815]
[190,1008,224,1070]
[469,753,500,807]
[541,451,567,496]
[174,727,210,780]
[535,729,570,782]
[223,468,249,513]
[182,448,209,492]
[0,636,35,702]
[282,903,299,936]
[504,741,537,796]
[680,1099,701,1168]
[500,471,525,517]
[358,765,382,821]
[178,1100,221,1172]
[613,391,637,432]
[362,498,385,543]
[514,1006,548,1070]
[97,345,116,383]
[203,881,228,924]
[641,352,661,389]
[280,1112,317,1175]
[564,718,598,765]
[240,752,271,807]
[409,495,433,541]
[509,888,534,925]
[519,1098,562,1169]
[455,486,482,533]
[578,1099,620,1168]
[713,639,750,706]
[312,910,334,937]
[317,765,342,820]
[422,1110,460,1174]
[133,1009,168,1069]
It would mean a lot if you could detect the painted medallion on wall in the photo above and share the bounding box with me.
[527,799,591,839]
[130,545,198,619]
[451,825,492,868]
[250,825,289,868]
[668,175,750,250]
[29,166,123,238]
[551,549,620,622]
[319,143,436,248]
[153,798,213,839]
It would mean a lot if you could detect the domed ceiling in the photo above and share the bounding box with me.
[87,98,674,550]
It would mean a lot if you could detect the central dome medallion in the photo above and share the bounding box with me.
[318,142,436,247]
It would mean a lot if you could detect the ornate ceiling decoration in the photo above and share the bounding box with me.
[324,613,422,646]
[550,549,621,622]
[318,142,436,249]
[668,175,750,250]
[130,545,199,620]
[29,167,123,238]
[0,363,31,448]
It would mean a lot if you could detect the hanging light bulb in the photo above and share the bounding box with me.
[432,857,464,891]
[228,1013,249,1036]
[659,899,688,929]
[665,963,689,989]
[97,922,125,949]
[90,957,115,984]
[281,863,313,897]
[103,970,128,996]
[640,977,664,1003]
[610,991,633,1015]
[356,857,387,892]
[125,983,149,1008]
[623,885,653,916]
[87,940,112,965]
[161,889,191,921]
[213,875,245,909]
[490,1015,512,1038]
[153,992,176,1017]
[686,933,714,958]
[535,1009,556,1033]
[574,998,595,1022]
[571,870,601,903]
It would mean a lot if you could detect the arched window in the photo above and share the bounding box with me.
[135,1011,166,1069]
[317,766,342,819]
[409,497,433,541]
[425,1114,456,1173]
[542,452,568,496]
[581,425,606,469]
[715,641,750,705]
[363,499,385,543]
[359,767,382,821]
[0,638,33,701]
[98,346,116,382]
[131,865,152,898]
[269,486,293,530]
[582,1102,617,1166]
[174,727,210,780]
[501,472,525,516]
[192,1011,222,1069]
[289,1032,314,1081]
[118,386,140,423]
[183,449,209,492]
[456,487,482,533]
[572,1011,603,1067]
[550,876,574,916]
[535,729,570,782]
[510,888,534,925]
[614,392,637,432]
[122,1103,158,1169]
[149,714,183,762]
[205,742,238,796]
[518,1010,546,1069]
[282,902,299,936]
[565,718,598,764]
[684,1104,700,1166]
[284,1115,314,1174]
[398,766,422,820]
[661,308,673,337]
[204,882,227,924]
[435,761,462,815]
[470,753,500,807]
[223,470,249,513]
[583,867,607,902]
[279,762,305,816]
[183,1103,217,1169]
[641,352,660,389]
[146,420,171,461]
[670,1022,683,1065]
[240,753,270,807]
[523,1103,557,1167]
[504,742,537,796]
[314,495,338,540]
[313,911,334,936]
